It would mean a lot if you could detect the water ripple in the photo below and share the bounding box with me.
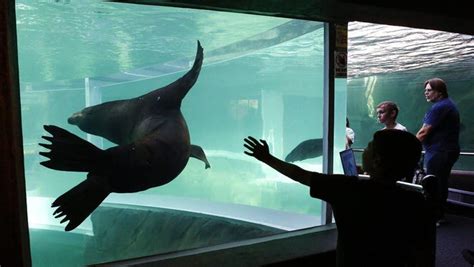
[348,22,474,78]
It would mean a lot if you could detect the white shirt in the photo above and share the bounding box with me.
[382,122,407,131]
[346,127,355,142]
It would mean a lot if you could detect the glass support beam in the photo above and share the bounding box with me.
[84,78,104,148]
[321,22,335,225]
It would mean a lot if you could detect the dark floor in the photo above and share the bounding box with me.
[267,208,474,267]
[437,205,474,267]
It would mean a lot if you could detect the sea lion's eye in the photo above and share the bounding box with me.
[156,96,161,101]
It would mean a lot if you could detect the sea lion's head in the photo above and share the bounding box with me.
[68,111,84,125]
[67,105,112,137]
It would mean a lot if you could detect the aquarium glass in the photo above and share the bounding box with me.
[16,1,346,265]
[347,22,474,170]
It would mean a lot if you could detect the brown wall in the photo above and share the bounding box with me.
[0,0,31,266]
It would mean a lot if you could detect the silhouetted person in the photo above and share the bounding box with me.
[244,130,435,266]
[416,78,460,224]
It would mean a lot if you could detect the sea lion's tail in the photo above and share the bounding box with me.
[39,124,103,172]
[150,40,204,104]
[52,176,109,231]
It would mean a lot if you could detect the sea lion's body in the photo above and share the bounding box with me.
[40,41,206,231]
[285,138,323,162]
[67,92,193,193]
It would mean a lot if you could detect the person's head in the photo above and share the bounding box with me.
[346,117,350,128]
[376,101,399,125]
[424,77,448,102]
[362,130,421,182]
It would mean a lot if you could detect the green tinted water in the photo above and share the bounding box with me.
[17,1,342,265]
[18,2,474,266]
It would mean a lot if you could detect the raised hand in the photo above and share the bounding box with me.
[244,136,312,186]
[244,136,270,162]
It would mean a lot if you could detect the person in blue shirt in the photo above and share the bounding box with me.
[416,77,460,224]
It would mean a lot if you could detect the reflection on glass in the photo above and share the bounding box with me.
[16,1,334,265]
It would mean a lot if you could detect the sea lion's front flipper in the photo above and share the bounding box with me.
[52,175,110,231]
[39,125,103,172]
[190,144,211,169]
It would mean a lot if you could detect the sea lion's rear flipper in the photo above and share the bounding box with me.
[147,41,204,106]
[39,125,103,172]
[52,176,109,231]
[190,144,211,169]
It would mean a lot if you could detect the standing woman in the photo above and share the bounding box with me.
[416,77,460,224]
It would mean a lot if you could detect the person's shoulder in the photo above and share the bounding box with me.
[447,97,460,109]
[399,123,408,131]
[439,97,457,106]
[321,174,361,189]
[430,99,450,111]
[309,173,358,201]
[436,98,459,112]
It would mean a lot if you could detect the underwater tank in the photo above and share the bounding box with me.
[346,22,474,169]
[16,1,348,265]
[16,1,474,266]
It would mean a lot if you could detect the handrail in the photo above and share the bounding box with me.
[351,148,474,157]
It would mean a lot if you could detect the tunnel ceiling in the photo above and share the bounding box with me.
[110,0,474,36]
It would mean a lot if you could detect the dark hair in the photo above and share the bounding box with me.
[366,130,422,181]
[346,117,350,127]
[425,78,448,98]
[377,101,400,119]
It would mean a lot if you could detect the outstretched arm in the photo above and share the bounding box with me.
[243,136,313,186]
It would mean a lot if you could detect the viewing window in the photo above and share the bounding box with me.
[16,1,347,265]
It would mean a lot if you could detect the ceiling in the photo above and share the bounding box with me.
[110,0,474,36]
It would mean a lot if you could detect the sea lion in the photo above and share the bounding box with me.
[285,138,323,162]
[39,41,208,231]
